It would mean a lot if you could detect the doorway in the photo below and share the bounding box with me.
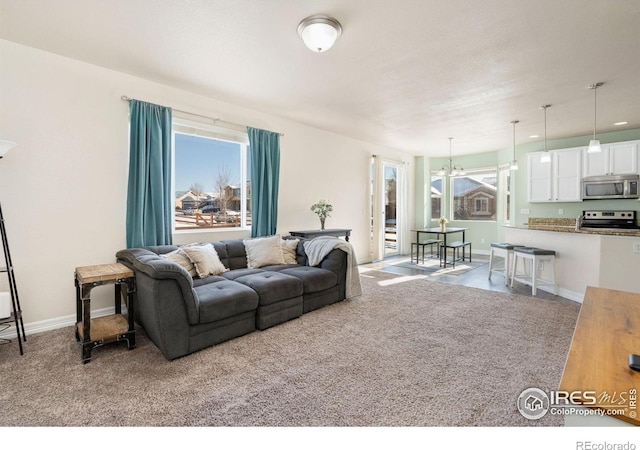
[370,157,405,261]
[383,163,399,256]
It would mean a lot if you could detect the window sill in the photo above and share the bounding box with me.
[173,227,251,235]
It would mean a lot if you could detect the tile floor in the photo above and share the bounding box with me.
[360,253,574,302]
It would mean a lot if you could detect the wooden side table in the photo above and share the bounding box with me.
[74,263,136,363]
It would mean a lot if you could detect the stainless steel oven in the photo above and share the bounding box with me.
[582,174,639,200]
[581,210,639,230]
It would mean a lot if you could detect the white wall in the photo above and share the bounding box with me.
[0,39,414,332]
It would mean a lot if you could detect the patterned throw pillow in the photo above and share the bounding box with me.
[281,238,299,264]
[161,248,197,277]
[181,243,228,278]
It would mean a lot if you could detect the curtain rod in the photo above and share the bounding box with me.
[120,95,283,136]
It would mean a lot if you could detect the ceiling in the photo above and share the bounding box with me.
[1,0,640,157]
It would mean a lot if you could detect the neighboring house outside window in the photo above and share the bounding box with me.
[451,169,497,221]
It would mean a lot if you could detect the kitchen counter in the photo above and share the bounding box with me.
[508,218,640,237]
[504,220,640,301]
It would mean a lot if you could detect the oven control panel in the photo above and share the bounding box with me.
[583,210,637,220]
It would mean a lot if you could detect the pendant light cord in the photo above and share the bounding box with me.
[543,106,547,152]
[511,120,518,159]
[593,84,597,140]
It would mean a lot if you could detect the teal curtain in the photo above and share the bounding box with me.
[126,100,173,248]
[248,127,280,237]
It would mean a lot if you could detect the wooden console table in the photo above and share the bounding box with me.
[559,286,639,426]
[289,228,351,242]
[75,263,136,363]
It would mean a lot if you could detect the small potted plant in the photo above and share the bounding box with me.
[439,216,448,232]
[311,199,333,230]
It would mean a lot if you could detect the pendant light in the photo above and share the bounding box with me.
[437,137,465,176]
[540,105,551,163]
[510,120,519,171]
[587,82,604,153]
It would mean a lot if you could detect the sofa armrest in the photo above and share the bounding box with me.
[116,248,199,324]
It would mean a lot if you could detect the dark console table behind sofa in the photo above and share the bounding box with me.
[289,228,351,242]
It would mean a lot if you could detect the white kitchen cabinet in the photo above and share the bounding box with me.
[583,140,639,177]
[527,147,582,202]
[528,152,552,202]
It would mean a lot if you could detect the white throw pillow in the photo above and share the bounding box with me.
[181,243,228,278]
[161,248,197,277]
[281,238,299,264]
[244,235,286,268]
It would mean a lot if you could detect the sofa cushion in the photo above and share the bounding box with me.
[244,235,285,269]
[280,266,338,294]
[192,275,228,288]
[234,271,303,306]
[195,280,259,324]
[219,240,247,270]
[221,268,265,280]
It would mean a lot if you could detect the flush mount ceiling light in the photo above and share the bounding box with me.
[540,105,552,163]
[510,120,519,171]
[0,140,17,159]
[587,82,604,154]
[297,15,342,52]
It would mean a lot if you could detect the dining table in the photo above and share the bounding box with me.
[411,227,469,268]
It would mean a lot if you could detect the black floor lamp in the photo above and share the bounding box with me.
[0,140,26,355]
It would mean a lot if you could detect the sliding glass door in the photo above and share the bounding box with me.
[383,163,399,256]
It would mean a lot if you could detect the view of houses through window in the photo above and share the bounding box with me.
[173,130,251,230]
[451,169,497,220]
[431,168,500,221]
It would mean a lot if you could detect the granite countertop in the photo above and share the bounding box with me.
[507,218,640,237]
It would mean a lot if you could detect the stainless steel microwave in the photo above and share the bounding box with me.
[582,174,639,200]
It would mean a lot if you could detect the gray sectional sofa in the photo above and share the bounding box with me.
[116,236,348,360]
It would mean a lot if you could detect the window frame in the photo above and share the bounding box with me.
[498,164,512,224]
[172,117,251,233]
[430,172,444,223]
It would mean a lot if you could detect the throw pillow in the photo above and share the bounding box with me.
[161,248,197,277]
[281,238,299,264]
[181,243,228,278]
[244,234,286,269]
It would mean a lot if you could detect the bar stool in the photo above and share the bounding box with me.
[510,247,557,296]
[488,243,524,285]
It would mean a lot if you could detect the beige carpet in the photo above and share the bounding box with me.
[0,269,580,427]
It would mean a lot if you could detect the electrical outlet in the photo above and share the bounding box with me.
[558,208,564,215]
[481,238,485,244]
[521,208,530,215]
[633,242,640,253]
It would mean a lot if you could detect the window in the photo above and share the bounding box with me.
[451,168,497,221]
[430,173,443,221]
[498,166,511,223]
[474,197,489,213]
[173,119,251,231]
